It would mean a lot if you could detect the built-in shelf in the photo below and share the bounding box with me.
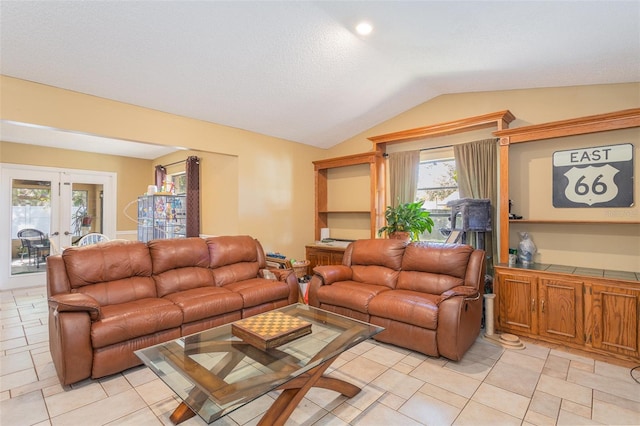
[313,152,384,240]
[510,219,640,225]
[494,108,640,263]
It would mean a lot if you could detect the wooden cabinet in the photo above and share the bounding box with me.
[496,269,584,345]
[538,277,584,344]
[305,244,346,272]
[497,272,538,335]
[591,283,640,359]
[495,265,639,362]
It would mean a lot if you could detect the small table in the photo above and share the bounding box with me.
[32,243,50,268]
[135,304,383,425]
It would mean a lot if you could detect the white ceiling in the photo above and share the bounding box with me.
[1,1,639,156]
[0,121,181,160]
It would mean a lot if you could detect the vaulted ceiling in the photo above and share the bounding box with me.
[1,1,638,154]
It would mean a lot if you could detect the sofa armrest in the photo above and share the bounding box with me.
[437,285,483,360]
[48,293,101,321]
[437,286,480,305]
[313,265,352,285]
[307,265,353,307]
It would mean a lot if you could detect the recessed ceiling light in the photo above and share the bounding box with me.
[355,22,373,36]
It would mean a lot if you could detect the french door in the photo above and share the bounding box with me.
[0,164,116,290]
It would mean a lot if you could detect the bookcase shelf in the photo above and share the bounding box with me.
[494,108,640,264]
[313,152,384,240]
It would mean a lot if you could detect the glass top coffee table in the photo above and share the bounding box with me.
[135,303,383,425]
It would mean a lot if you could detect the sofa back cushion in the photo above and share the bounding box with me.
[62,240,156,305]
[148,238,213,297]
[348,239,406,289]
[206,235,263,286]
[397,242,474,294]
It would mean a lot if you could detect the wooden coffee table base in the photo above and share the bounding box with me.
[169,353,359,425]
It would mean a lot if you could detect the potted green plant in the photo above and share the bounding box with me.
[377,200,434,242]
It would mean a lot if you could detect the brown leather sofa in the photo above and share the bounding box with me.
[47,235,298,386]
[308,239,485,361]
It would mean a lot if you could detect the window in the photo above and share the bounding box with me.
[415,149,458,241]
[71,190,88,236]
[169,172,187,195]
[11,180,51,237]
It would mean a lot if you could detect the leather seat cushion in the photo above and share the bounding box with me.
[369,290,439,329]
[316,281,390,314]
[164,287,243,323]
[91,298,183,349]
[223,278,290,307]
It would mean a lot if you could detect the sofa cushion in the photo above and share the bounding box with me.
[153,267,215,298]
[207,236,262,285]
[397,242,473,294]
[223,277,290,308]
[76,277,157,307]
[149,238,214,297]
[164,287,243,323]
[63,241,156,304]
[316,281,390,314]
[149,238,210,274]
[207,235,261,268]
[350,239,406,269]
[91,298,183,349]
[369,290,439,329]
[352,265,401,290]
[349,239,405,288]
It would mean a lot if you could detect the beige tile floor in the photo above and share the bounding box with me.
[2,285,639,426]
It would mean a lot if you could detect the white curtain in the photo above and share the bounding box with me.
[454,138,499,267]
[388,151,420,206]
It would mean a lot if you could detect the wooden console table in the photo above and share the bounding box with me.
[305,243,347,273]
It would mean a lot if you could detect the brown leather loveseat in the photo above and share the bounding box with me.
[47,235,298,386]
[308,239,485,361]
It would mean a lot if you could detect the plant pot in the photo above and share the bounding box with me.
[389,231,410,242]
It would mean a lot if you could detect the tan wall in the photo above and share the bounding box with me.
[325,83,640,272]
[3,76,639,270]
[0,141,149,235]
[508,128,639,271]
[328,83,640,157]
[151,149,240,236]
[1,75,324,260]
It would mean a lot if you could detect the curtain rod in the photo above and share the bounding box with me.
[383,138,497,157]
[161,159,186,168]
[420,144,453,152]
[383,144,454,157]
[161,155,200,168]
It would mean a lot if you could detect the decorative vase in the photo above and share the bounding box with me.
[518,232,537,266]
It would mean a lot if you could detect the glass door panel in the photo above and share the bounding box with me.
[11,178,53,275]
[70,183,104,244]
[1,164,116,290]
[1,166,60,289]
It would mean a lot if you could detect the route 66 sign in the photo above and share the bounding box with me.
[553,143,634,207]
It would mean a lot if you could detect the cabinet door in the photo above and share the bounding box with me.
[306,248,319,272]
[538,278,584,344]
[306,248,333,271]
[497,272,538,335]
[331,251,344,265]
[591,284,640,359]
[315,251,333,266]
